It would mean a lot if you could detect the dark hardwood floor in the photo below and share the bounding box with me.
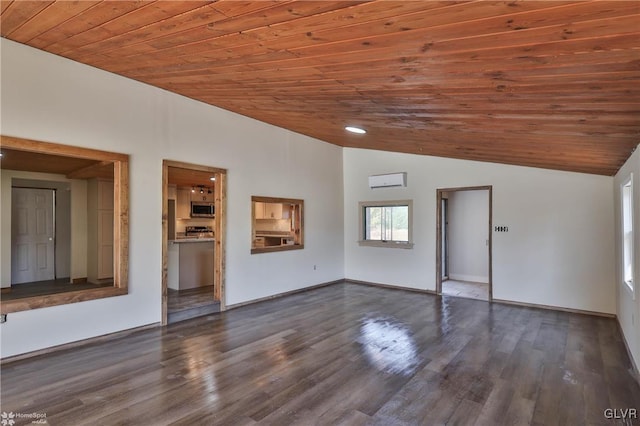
[2,282,639,425]
[167,286,220,324]
[1,278,113,300]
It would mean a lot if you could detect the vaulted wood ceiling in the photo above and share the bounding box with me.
[2,1,639,175]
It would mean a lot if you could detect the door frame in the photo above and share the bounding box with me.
[436,185,492,300]
[161,160,227,325]
[441,197,449,280]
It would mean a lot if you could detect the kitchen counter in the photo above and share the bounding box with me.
[168,239,214,290]
[170,238,215,243]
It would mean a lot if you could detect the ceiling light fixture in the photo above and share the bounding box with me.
[345,126,366,134]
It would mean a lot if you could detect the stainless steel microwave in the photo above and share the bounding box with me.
[191,202,215,218]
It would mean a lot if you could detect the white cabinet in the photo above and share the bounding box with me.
[88,179,114,282]
[168,184,177,200]
[265,203,282,219]
[255,202,283,219]
[177,188,191,219]
[254,202,265,219]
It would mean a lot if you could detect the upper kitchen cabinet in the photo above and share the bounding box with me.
[177,188,191,219]
[168,184,177,200]
[265,203,283,219]
[254,202,265,219]
[255,202,284,219]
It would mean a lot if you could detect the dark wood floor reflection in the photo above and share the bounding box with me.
[2,282,639,425]
[167,286,216,311]
[1,278,113,300]
[167,286,220,324]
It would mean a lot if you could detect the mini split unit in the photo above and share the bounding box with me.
[368,172,407,188]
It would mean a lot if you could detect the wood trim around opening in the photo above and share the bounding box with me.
[251,195,304,254]
[0,135,129,314]
[162,160,227,325]
[436,186,492,301]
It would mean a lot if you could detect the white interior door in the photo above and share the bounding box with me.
[11,188,55,284]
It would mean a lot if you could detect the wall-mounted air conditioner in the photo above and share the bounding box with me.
[368,172,407,189]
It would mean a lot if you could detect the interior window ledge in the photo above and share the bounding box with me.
[1,287,127,314]
[358,241,414,249]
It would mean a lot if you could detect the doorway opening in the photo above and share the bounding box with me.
[436,186,492,301]
[162,160,226,325]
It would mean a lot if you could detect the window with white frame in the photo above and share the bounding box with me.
[622,175,634,291]
[359,200,413,248]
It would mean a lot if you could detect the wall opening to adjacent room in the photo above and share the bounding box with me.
[162,160,227,325]
[436,186,492,301]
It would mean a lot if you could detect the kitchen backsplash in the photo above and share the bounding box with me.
[176,218,215,234]
[255,219,291,232]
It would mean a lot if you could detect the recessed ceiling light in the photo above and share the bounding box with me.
[345,126,366,134]
[210,177,216,181]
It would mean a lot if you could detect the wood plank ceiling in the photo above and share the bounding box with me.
[2,1,639,176]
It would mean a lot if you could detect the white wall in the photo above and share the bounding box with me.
[344,148,615,314]
[614,146,640,371]
[0,39,344,357]
[447,190,489,283]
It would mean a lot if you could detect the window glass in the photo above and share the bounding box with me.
[365,205,409,242]
[359,200,413,248]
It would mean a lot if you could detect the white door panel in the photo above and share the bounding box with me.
[11,188,55,284]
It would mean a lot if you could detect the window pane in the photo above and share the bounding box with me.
[365,207,382,240]
[365,205,408,242]
[390,206,409,242]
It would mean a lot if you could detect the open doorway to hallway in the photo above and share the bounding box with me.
[162,160,226,324]
[436,186,492,301]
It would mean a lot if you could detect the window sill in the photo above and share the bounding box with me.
[0,287,127,314]
[251,244,304,254]
[358,240,414,249]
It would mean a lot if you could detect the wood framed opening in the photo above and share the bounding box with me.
[436,185,492,301]
[0,135,129,313]
[251,196,304,254]
[162,160,226,325]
